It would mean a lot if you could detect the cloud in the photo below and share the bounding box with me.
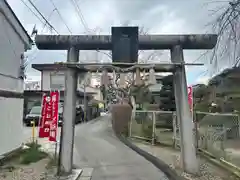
[7,0,217,85]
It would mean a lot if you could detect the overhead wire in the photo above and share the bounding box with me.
[20,0,57,35]
[20,0,45,25]
[25,9,58,67]
[19,0,70,79]
[68,0,112,62]
[49,0,72,34]
[26,0,59,34]
[69,0,89,31]
[40,9,57,34]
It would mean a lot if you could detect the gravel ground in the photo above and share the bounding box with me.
[132,140,239,180]
[0,158,51,180]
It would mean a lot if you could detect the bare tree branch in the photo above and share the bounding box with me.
[207,0,240,71]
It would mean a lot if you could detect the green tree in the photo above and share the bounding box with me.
[194,84,209,103]
[159,75,176,111]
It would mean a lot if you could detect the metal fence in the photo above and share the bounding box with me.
[196,111,240,167]
[129,110,240,167]
[129,110,176,146]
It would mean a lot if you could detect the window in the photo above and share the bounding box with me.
[156,79,162,84]
[50,72,65,90]
[30,106,41,114]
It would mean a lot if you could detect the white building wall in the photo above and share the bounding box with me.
[41,70,103,101]
[0,97,24,156]
[42,70,88,91]
[0,5,29,156]
[42,71,51,90]
[78,86,102,101]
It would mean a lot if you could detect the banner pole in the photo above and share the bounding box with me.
[31,121,35,143]
[37,93,46,143]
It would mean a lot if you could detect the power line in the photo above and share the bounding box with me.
[49,0,72,34]
[69,0,89,31]
[20,0,45,25]
[40,9,57,33]
[26,0,59,34]
[68,0,113,61]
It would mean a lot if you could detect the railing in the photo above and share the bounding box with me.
[196,111,240,167]
[129,110,175,146]
[129,110,240,167]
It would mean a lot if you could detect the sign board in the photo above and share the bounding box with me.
[38,91,60,141]
[39,93,51,138]
[112,26,139,63]
[49,91,60,142]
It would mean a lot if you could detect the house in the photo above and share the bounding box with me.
[209,67,240,98]
[24,80,41,90]
[78,85,103,102]
[0,1,32,156]
[193,67,240,112]
[28,64,97,112]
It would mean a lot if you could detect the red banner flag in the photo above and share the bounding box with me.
[39,94,52,138]
[188,86,193,112]
[49,91,60,142]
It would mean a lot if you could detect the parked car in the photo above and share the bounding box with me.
[24,106,42,126]
[24,104,84,126]
[24,105,63,127]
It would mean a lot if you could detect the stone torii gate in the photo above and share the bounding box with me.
[33,28,217,175]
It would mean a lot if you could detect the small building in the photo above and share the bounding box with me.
[0,0,32,156]
[27,64,96,116]
[32,64,96,92]
[78,85,103,101]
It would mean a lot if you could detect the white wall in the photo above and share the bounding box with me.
[42,71,51,90]
[0,6,27,156]
[0,98,24,156]
[0,12,25,78]
[0,73,23,92]
[78,86,102,101]
[42,70,89,91]
[42,70,103,101]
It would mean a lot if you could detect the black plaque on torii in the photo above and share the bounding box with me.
[111,26,139,63]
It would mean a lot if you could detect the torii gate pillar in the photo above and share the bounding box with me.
[60,47,79,174]
[171,45,198,173]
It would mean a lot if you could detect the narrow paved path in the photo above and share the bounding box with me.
[74,116,168,180]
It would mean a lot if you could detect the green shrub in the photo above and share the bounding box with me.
[19,142,48,165]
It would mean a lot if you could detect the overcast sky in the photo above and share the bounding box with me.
[7,0,229,85]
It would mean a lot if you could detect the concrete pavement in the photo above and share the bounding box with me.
[74,116,169,180]
[22,117,169,179]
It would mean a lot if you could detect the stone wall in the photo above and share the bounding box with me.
[111,103,132,135]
